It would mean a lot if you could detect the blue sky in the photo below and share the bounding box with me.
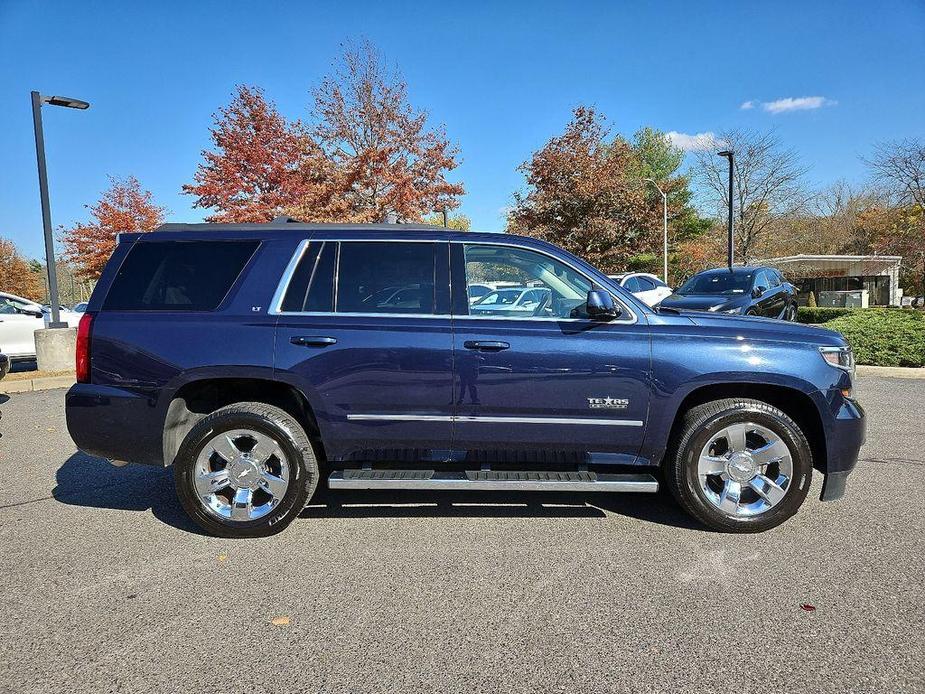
[2,0,923,260]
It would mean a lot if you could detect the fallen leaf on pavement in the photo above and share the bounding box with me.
[800,603,816,612]
[218,553,227,562]
[271,616,290,626]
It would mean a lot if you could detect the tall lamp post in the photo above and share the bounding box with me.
[31,91,90,328]
[717,149,734,269]
[644,178,669,284]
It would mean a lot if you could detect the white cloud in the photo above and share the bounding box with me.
[740,100,755,110]
[761,96,837,114]
[666,131,718,151]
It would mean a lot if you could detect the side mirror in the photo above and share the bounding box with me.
[586,289,620,320]
[19,308,43,318]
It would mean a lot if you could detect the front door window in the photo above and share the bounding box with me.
[462,244,593,319]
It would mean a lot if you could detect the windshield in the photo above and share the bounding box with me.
[677,272,753,295]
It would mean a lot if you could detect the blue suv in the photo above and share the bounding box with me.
[65,221,865,537]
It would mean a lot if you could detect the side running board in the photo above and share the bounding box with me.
[328,469,658,493]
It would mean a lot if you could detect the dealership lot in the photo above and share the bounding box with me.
[0,377,923,694]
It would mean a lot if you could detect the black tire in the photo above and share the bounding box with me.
[666,398,813,532]
[174,402,319,538]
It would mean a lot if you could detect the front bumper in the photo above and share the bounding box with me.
[817,393,866,501]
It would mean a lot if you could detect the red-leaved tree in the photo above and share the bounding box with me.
[0,236,43,299]
[60,176,166,279]
[508,107,660,272]
[183,85,344,223]
[303,40,464,222]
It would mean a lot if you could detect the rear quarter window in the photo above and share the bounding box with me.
[103,240,259,311]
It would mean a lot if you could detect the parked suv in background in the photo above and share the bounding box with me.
[65,221,864,538]
[659,266,798,320]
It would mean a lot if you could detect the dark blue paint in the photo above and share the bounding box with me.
[65,226,865,493]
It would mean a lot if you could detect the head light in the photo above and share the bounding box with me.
[819,346,855,374]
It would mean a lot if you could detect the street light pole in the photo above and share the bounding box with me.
[645,178,669,284]
[717,150,734,269]
[31,91,90,328]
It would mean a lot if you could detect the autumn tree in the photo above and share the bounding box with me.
[184,85,344,223]
[301,40,464,223]
[60,176,166,279]
[507,107,662,273]
[694,129,810,262]
[861,138,925,300]
[0,236,43,300]
[421,212,471,230]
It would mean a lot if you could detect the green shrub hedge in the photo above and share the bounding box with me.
[823,310,925,367]
[798,306,864,323]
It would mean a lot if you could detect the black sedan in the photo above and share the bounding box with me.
[660,266,798,320]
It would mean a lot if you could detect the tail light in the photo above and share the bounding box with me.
[76,312,94,383]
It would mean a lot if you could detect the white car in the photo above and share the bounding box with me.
[0,293,45,360]
[470,287,551,317]
[0,291,82,359]
[608,273,673,307]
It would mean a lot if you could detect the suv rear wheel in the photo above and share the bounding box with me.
[666,398,813,532]
[174,402,319,538]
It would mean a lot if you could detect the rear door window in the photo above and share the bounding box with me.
[280,242,336,313]
[336,242,437,314]
[103,240,258,311]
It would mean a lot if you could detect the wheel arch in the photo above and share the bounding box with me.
[662,382,827,475]
[163,377,323,467]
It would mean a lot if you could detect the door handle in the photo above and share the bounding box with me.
[290,336,337,347]
[463,340,510,352]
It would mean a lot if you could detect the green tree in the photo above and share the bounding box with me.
[421,212,470,230]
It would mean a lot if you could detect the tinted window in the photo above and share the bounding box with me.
[336,242,436,314]
[768,270,782,287]
[463,244,593,319]
[280,242,335,313]
[103,241,258,311]
[634,276,657,291]
[754,270,772,290]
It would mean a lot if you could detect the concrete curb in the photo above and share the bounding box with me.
[0,374,75,394]
[857,365,925,379]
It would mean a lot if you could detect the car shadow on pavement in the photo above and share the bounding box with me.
[52,452,207,535]
[52,453,703,533]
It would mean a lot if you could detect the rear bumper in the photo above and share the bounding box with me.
[65,383,164,466]
[818,394,866,501]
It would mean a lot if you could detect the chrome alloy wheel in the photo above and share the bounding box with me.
[697,422,793,517]
[194,429,291,522]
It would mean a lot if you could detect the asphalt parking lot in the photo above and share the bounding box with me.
[0,377,923,694]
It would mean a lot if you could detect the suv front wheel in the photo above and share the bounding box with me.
[667,398,813,532]
[174,402,319,538]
